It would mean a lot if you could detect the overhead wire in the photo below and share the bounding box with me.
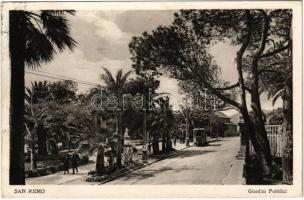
[25,70,99,87]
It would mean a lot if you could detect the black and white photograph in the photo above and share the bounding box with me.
[1,1,302,198]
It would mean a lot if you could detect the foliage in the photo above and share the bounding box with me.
[267,108,284,125]
[24,80,104,156]
[129,9,292,176]
[208,114,228,137]
[10,10,77,67]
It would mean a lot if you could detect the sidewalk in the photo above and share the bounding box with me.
[222,159,245,185]
[26,161,96,185]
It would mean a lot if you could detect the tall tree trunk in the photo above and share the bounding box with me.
[152,134,160,155]
[249,57,273,176]
[161,130,166,153]
[9,11,26,185]
[235,11,272,178]
[185,99,190,146]
[36,124,48,156]
[250,46,273,175]
[281,28,293,184]
[250,92,273,175]
[162,104,167,153]
[166,131,172,152]
[143,112,147,147]
[24,123,37,170]
[116,112,122,168]
[282,77,292,184]
[96,144,105,175]
[31,123,37,169]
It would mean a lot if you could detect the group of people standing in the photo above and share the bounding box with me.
[63,152,80,175]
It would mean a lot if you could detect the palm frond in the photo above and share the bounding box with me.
[40,11,77,51]
[24,22,56,67]
[100,67,116,86]
[41,10,76,16]
[116,69,123,87]
[121,70,132,85]
[11,10,77,67]
[272,89,284,106]
[25,87,32,105]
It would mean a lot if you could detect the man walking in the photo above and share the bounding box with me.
[173,135,177,146]
[63,154,70,175]
[71,151,80,174]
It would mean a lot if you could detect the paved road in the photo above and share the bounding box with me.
[105,137,240,185]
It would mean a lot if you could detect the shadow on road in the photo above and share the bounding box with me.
[169,149,216,159]
[209,138,228,142]
[114,166,173,182]
[110,165,203,183]
[207,143,222,147]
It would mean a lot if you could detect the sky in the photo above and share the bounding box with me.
[25,10,282,116]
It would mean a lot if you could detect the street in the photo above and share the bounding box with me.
[26,137,240,185]
[106,136,240,185]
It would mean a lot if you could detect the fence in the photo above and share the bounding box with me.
[248,125,283,157]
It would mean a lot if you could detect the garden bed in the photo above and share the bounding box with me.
[25,155,89,178]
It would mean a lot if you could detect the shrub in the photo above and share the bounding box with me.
[25,170,31,178]
[49,166,58,173]
[37,168,47,176]
[45,166,52,175]
[57,163,64,171]
[79,156,89,165]
[30,169,39,177]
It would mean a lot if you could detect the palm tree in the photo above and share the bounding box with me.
[148,96,174,154]
[100,68,132,168]
[258,28,292,184]
[24,84,49,170]
[9,10,76,184]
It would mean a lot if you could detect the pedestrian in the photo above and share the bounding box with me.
[174,135,177,146]
[71,151,80,174]
[63,154,70,175]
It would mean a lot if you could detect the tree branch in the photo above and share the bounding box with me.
[214,82,239,91]
[192,77,241,110]
[257,60,288,75]
[244,86,252,93]
[235,11,252,111]
[260,44,290,58]
[256,11,270,58]
[177,67,241,110]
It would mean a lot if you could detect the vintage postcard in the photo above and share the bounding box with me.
[1,1,302,198]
